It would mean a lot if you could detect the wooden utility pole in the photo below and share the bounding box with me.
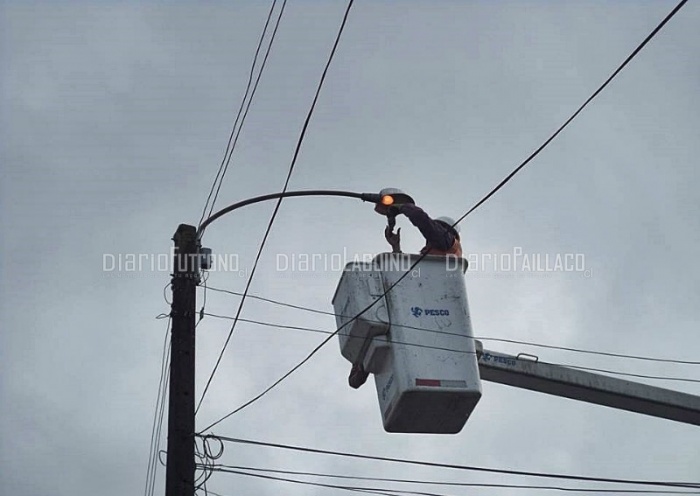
[166,224,197,496]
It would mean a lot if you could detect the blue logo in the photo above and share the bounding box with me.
[481,352,517,366]
[410,306,449,317]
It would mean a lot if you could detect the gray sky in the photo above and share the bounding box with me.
[1,1,699,495]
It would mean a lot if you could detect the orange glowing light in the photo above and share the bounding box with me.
[381,195,394,206]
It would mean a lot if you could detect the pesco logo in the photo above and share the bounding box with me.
[411,306,449,318]
[481,352,517,366]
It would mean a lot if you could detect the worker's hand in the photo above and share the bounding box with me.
[385,226,402,253]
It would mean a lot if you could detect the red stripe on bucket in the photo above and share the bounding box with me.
[415,379,442,387]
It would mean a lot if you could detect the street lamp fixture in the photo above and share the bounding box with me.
[372,187,415,216]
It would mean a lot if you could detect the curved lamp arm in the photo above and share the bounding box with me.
[197,189,382,238]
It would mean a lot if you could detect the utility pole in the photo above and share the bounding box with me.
[166,224,197,496]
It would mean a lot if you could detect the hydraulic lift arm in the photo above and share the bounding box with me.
[476,342,700,426]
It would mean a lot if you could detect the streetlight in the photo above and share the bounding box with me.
[166,188,412,496]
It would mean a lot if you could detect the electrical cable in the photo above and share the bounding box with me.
[206,479,396,496]
[204,468,428,496]
[195,0,355,415]
[449,0,688,229]
[194,437,217,493]
[155,359,170,485]
[163,281,172,306]
[152,359,171,495]
[201,311,700,384]
[197,435,700,489]
[198,271,210,327]
[204,0,289,223]
[199,0,688,431]
[144,317,172,496]
[203,463,700,494]
[202,284,700,366]
[197,0,282,229]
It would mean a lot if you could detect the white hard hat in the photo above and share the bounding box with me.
[435,216,460,233]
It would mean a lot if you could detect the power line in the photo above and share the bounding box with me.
[199,0,689,431]
[207,470,401,496]
[197,0,284,230]
[144,317,171,496]
[197,435,700,489]
[204,0,289,224]
[195,0,355,415]
[194,436,220,494]
[202,284,700,366]
[154,361,170,495]
[201,311,700,384]
[450,0,688,227]
[203,463,700,494]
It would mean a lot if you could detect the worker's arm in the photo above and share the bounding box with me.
[398,204,455,251]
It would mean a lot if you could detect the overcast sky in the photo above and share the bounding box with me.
[2,1,699,495]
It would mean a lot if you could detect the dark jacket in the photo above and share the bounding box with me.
[399,204,461,256]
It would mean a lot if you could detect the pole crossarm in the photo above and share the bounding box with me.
[475,342,700,426]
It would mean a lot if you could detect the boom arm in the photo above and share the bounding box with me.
[476,342,700,426]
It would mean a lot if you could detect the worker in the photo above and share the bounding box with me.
[384,203,462,256]
[348,203,462,389]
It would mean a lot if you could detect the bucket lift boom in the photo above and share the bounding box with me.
[475,343,700,426]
